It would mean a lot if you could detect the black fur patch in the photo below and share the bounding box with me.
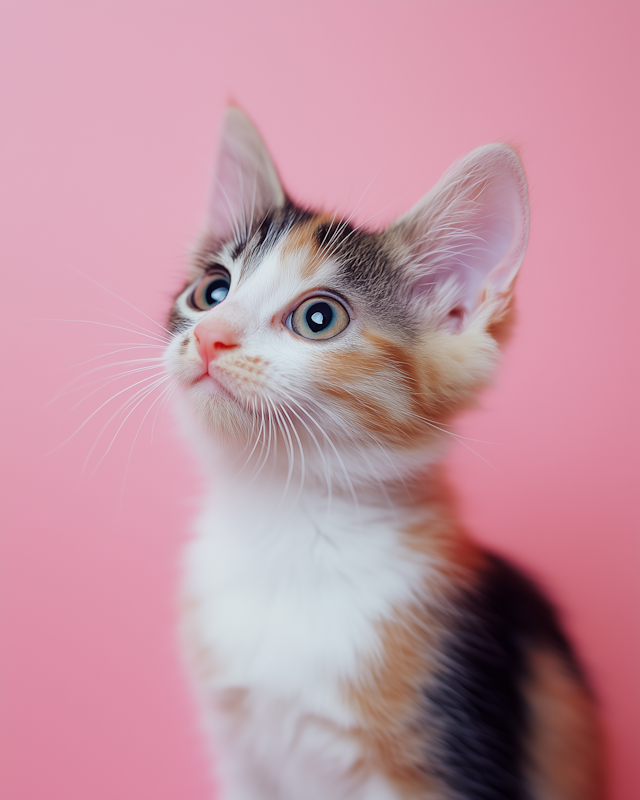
[425,553,586,800]
[328,227,415,331]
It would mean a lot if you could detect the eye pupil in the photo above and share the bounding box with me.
[206,279,229,305]
[306,302,333,332]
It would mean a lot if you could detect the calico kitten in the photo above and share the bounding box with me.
[164,108,603,800]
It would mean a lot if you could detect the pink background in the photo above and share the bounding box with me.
[1,2,638,798]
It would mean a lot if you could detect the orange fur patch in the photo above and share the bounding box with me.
[346,490,483,797]
[280,215,336,279]
[525,649,606,800]
[486,293,517,345]
[318,324,497,456]
[346,600,442,797]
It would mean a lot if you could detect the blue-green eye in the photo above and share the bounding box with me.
[190,269,230,310]
[289,296,350,340]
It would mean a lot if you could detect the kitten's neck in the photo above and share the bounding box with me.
[196,437,455,534]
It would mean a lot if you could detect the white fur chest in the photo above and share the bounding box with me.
[181,476,428,798]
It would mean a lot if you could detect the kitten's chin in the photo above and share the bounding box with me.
[193,373,235,401]
[184,377,252,442]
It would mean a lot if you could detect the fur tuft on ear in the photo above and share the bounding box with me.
[389,144,529,334]
[206,107,286,244]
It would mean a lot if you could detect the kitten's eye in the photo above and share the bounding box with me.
[189,269,231,311]
[289,296,349,340]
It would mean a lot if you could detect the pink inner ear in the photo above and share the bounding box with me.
[207,108,285,244]
[451,175,521,311]
[209,141,255,242]
[401,144,529,322]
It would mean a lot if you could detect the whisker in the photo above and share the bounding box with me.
[60,364,166,411]
[99,308,172,342]
[280,389,360,517]
[88,374,172,473]
[248,397,270,484]
[46,370,167,456]
[92,342,167,349]
[278,402,306,506]
[237,398,267,475]
[150,380,178,445]
[51,358,165,404]
[119,378,177,499]
[43,318,169,345]
[70,345,166,370]
[333,382,499,448]
[271,400,295,507]
[76,270,174,337]
[279,395,333,514]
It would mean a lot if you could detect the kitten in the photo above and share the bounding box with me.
[164,108,603,800]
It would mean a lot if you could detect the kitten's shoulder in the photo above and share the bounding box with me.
[425,551,603,799]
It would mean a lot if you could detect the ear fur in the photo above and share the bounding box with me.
[206,107,286,243]
[389,144,529,334]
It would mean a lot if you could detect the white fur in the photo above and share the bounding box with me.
[181,449,434,800]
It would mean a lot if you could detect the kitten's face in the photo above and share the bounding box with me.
[164,109,528,485]
[165,211,493,483]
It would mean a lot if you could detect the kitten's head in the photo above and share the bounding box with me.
[165,108,528,486]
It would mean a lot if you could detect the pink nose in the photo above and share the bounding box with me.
[194,317,239,368]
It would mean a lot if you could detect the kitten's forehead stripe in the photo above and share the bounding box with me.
[229,238,246,261]
[279,214,337,280]
[238,200,315,282]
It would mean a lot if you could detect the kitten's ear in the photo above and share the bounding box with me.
[390,144,529,333]
[206,107,286,242]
